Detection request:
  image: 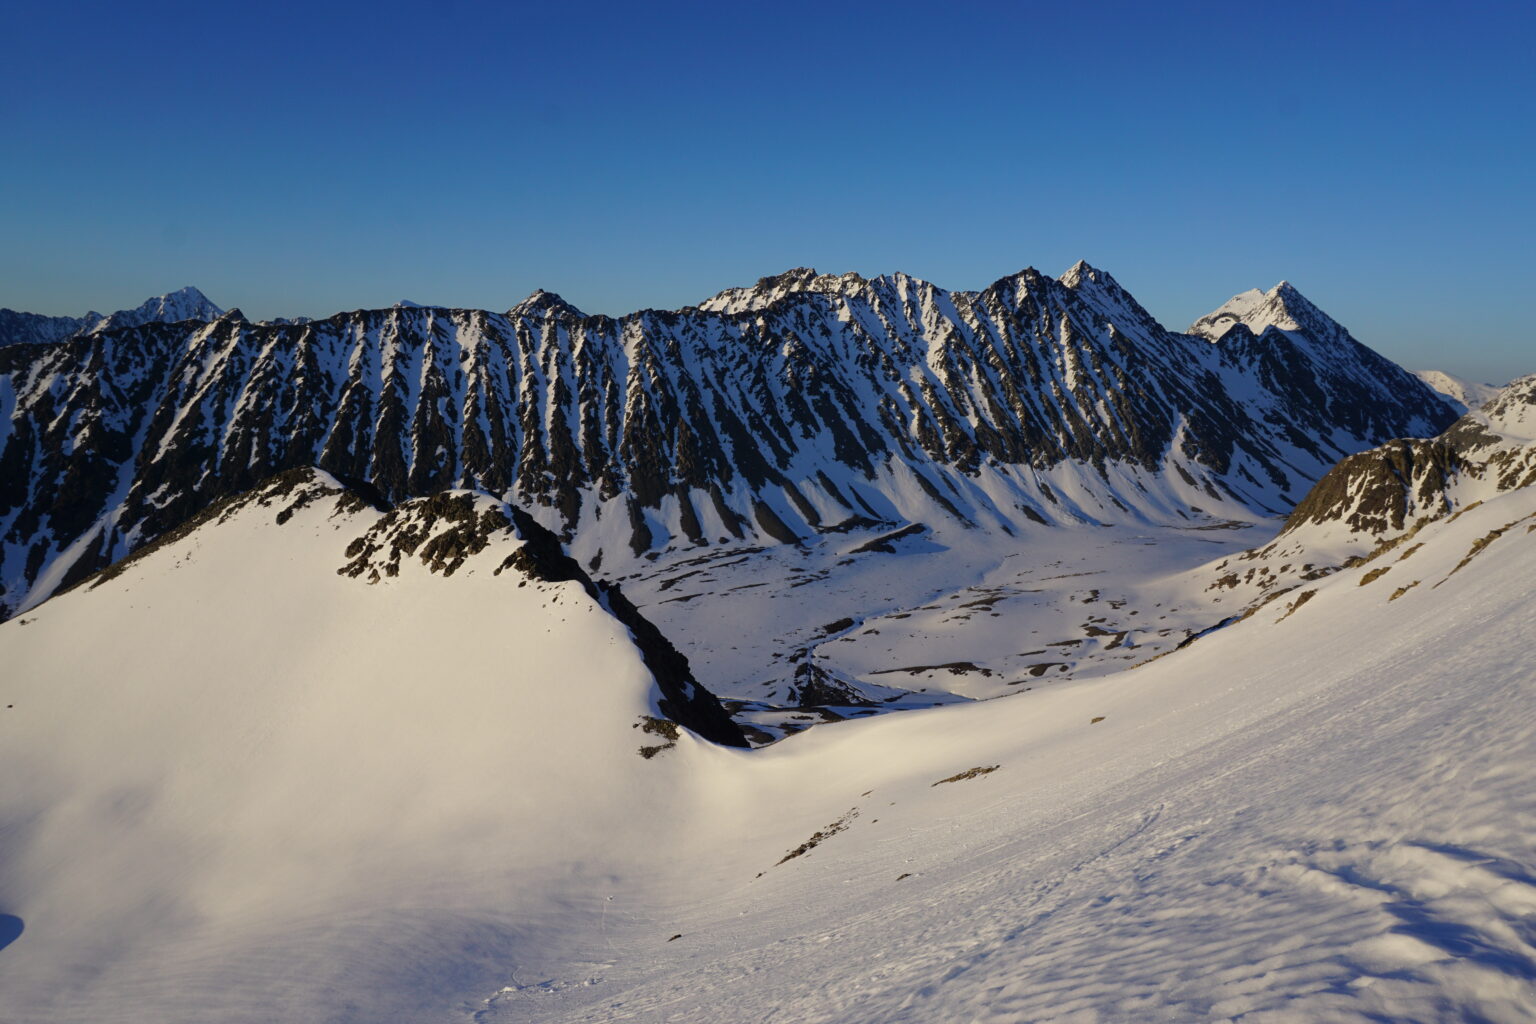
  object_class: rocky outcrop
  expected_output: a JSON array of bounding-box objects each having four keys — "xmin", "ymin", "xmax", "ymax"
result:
[{"xmin": 1282, "ymin": 374, "xmax": 1536, "ymax": 542}]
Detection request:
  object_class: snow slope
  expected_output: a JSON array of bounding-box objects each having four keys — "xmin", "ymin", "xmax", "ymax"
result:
[
  {"xmin": 0, "ymin": 470, "xmax": 741, "ymax": 1022},
  {"xmin": 485, "ymin": 483, "xmax": 1536, "ymax": 1024},
  {"xmin": 2, "ymin": 468, "xmax": 1534, "ymax": 1021},
  {"xmin": 1415, "ymin": 369, "xmax": 1503, "ymax": 413}
]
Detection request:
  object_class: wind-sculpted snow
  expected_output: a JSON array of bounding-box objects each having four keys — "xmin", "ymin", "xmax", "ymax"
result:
[{"xmin": 0, "ymin": 263, "xmax": 1454, "ymax": 618}]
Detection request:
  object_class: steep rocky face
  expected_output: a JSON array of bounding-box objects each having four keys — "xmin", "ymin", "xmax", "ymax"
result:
[
  {"xmin": 0, "ymin": 263, "xmax": 1456, "ymax": 618},
  {"xmin": 0, "ymin": 287, "xmax": 224, "ymax": 348},
  {"xmin": 1282, "ymin": 374, "xmax": 1536, "ymax": 541}
]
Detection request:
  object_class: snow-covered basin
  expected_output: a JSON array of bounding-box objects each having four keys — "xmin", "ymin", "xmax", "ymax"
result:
[
  {"xmin": 1, "ymin": 484, "xmax": 1534, "ymax": 1022},
  {"xmin": 522, "ymin": 488, "xmax": 1536, "ymax": 1024}
]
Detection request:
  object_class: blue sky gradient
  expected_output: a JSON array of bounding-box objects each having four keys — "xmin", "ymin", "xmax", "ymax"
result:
[{"xmin": 4, "ymin": 0, "xmax": 1532, "ymax": 383}]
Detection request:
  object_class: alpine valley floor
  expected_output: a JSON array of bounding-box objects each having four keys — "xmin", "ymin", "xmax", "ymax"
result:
[{"xmin": 2, "ymin": 479, "xmax": 1534, "ymax": 1022}]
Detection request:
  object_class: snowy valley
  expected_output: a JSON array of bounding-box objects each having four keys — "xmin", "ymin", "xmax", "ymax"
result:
[{"xmin": 1, "ymin": 268, "xmax": 1533, "ymax": 1022}]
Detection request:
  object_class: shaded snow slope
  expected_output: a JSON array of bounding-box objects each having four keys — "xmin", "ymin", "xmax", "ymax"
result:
[{"xmin": 0, "ymin": 263, "xmax": 1454, "ymax": 620}]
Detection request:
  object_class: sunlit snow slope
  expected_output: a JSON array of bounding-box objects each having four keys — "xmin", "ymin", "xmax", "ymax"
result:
[
  {"xmin": 0, "ymin": 469, "xmax": 742, "ymax": 1023},
  {"xmin": 3, "ymin": 471, "xmax": 1535, "ymax": 1021},
  {"xmin": 489, "ymin": 479, "xmax": 1536, "ymax": 1024}
]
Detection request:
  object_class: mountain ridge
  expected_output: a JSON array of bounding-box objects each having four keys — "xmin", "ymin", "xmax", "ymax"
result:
[
  {"xmin": 0, "ymin": 264, "xmax": 1457, "ymax": 618},
  {"xmin": 0, "ymin": 286, "xmax": 224, "ymax": 348}
]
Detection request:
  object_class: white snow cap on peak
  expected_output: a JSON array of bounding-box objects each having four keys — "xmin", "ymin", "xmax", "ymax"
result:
[
  {"xmin": 1188, "ymin": 280, "xmax": 1331, "ymax": 342},
  {"xmin": 510, "ymin": 289, "xmax": 586, "ymax": 318},
  {"xmin": 1058, "ymin": 260, "xmax": 1130, "ymax": 296},
  {"xmin": 87, "ymin": 286, "xmax": 225, "ymax": 333}
]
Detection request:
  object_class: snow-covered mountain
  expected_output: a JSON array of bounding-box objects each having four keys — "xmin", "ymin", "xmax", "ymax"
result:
[
  {"xmin": 2, "ymin": 267, "xmax": 1532, "ymax": 1022},
  {"xmin": 0, "ymin": 263, "xmax": 1456, "ymax": 619},
  {"xmin": 0, "ymin": 286, "xmax": 224, "ymax": 348},
  {"xmin": 1162, "ymin": 373, "xmax": 1536, "ymax": 624},
  {"xmin": 3, "ymin": 407, "xmax": 1533, "ymax": 1023},
  {"xmin": 1414, "ymin": 368, "xmax": 1503, "ymax": 413},
  {"xmin": 1281, "ymin": 372, "xmax": 1536, "ymax": 551}
]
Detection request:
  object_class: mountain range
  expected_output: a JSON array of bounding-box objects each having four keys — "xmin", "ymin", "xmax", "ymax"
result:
[
  {"xmin": 0, "ymin": 264, "xmax": 1456, "ymax": 619},
  {"xmin": 0, "ymin": 286, "xmax": 224, "ymax": 348},
  {"xmin": 4, "ymin": 262, "xmax": 1535, "ymax": 1021}
]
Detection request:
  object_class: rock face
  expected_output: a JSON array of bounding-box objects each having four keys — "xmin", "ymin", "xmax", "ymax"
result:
[
  {"xmin": 0, "ymin": 263, "xmax": 1455, "ymax": 617},
  {"xmin": 1283, "ymin": 374, "xmax": 1536, "ymax": 541}
]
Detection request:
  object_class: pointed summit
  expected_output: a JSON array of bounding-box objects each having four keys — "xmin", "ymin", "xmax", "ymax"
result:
[
  {"xmin": 1190, "ymin": 281, "xmax": 1336, "ymax": 342},
  {"xmin": 510, "ymin": 289, "xmax": 586, "ymax": 319},
  {"xmin": 1058, "ymin": 259, "xmax": 1109, "ymax": 288},
  {"xmin": 1056, "ymin": 261, "xmax": 1160, "ymax": 329},
  {"xmin": 90, "ymin": 287, "xmax": 225, "ymax": 333}
]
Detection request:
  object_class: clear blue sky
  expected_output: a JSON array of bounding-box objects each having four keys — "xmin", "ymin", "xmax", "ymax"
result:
[{"xmin": 4, "ymin": 0, "xmax": 1532, "ymax": 384}]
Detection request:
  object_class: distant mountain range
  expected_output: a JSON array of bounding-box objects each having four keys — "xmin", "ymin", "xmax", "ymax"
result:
[
  {"xmin": 1413, "ymin": 369, "xmax": 1504, "ymax": 414},
  {"xmin": 0, "ymin": 264, "xmax": 1457, "ymax": 618},
  {"xmin": 0, "ymin": 286, "xmax": 224, "ymax": 348}
]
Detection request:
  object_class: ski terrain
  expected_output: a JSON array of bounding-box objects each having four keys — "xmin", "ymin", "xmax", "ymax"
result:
[
  {"xmin": 1, "ymin": 270, "xmax": 1530, "ymax": 1022},
  {"xmin": 2, "ymin": 448, "xmax": 1534, "ymax": 1021}
]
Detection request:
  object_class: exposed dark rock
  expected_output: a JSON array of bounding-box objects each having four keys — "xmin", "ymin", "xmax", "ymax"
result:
[
  {"xmin": 849, "ymin": 523, "xmax": 927, "ymax": 554},
  {"xmin": 0, "ymin": 267, "xmax": 1457, "ymax": 618}
]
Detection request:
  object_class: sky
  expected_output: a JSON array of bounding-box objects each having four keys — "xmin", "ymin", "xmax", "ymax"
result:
[{"xmin": 3, "ymin": 0, "xmax": 1532, "ymax": 384}]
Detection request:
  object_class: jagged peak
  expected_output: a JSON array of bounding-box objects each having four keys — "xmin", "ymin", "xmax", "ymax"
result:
[
  {"xmin": 1266, "ymin": 280, "xmax": 1328, "ymax": 323},
  {"xmin": 1190, "ymin": 280, "xmax": 1338, "ymax": 342},
  {"xmin": 510, "ymin": 289, "xmax": 586, "ymax": 319},
  {"xmin": 1058, "ymin": 259, "xmax": 1118, "ymax": 290},
  {"xmin": 758, "ymin": 267, "xmax": 820, "ymax": 289},
  {"xmin": 126, "ymin": 285, "xmax": 223, "ymax": 319},
  {"xmin": 162, "ymin": 285, "xmax": 215, "ymax": 304},
  {"xmin": 1054, "ymin": 261, "xmax": 1163, "ymax": 329},
  {"xmin": 696, "ymin": 267, "xmax": 872, "ymax": 314}
]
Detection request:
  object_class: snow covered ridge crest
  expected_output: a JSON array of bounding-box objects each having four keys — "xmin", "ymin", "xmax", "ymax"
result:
[
  {"xmin": 0, "ymin": 263, "xmax": 1457, "ymax": 618},
  {"xmin": 0, "ymin": 286, "xmax": 224, "ymax": 348},
  {"xmin": 67, "ymin": 467, "xmax": 748, "ymax": 747},
  {"xmin": 1281, "ymin": 373, "xmax": 1536, "ymax": 545},
  {"xmin": 1414, "ymin": 369, "xmax": 1504, "ymax": 414}
]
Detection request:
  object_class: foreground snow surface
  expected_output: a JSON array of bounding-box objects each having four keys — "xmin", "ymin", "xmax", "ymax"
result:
[{"xmin": 2, "ymin": 487, "xmax": 1535, "ymax": 1022}]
